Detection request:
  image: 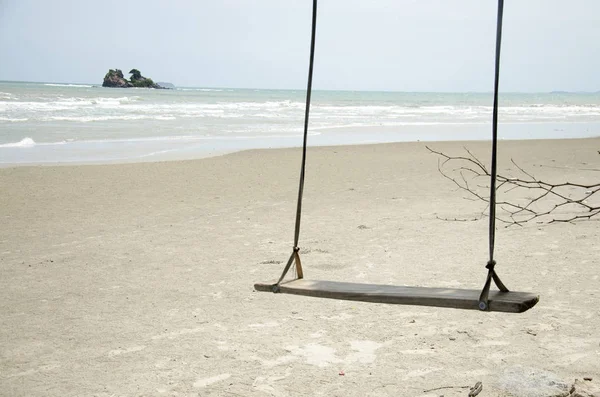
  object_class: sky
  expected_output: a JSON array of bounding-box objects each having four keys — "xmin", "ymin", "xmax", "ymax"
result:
[{"xmin": 0, "ymin": 0, "xmax": 599, "ymax": 92}]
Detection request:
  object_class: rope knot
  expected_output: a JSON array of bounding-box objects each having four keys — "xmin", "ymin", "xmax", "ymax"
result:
[
  {"xmin": 293, "ymin": 246, "xmax": 300, "ymax": 253},
  {"xmin": 486, "ymin": 260, "xmax": 496, "ymax": 270}
]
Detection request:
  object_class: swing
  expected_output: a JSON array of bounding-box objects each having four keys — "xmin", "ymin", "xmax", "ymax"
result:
[{"xmin": 255, "ymin": 0, "xmax": 539, "ymax": 313}]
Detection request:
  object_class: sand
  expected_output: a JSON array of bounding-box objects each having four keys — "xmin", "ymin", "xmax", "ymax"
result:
[{"xmin": 1, "ymin": 138, "xmax": 599, "ymax": 396}]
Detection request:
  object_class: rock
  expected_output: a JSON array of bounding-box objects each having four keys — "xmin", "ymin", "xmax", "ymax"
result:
[
  {"xmin": 569, "ymin": 379, "xmax": 600, "ymax": 397},
  {"xmin": 102, "ymin": 69, "xmax": 132, "ymax": 88},
  {"xmin": 102, "ymin": 68, "xmax": 164, "ymax": 89}
]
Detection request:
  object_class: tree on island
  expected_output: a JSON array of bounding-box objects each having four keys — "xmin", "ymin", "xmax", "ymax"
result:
[
  {"xmin": 113, "ymin": 69, "xmax": 124, "ymax": 79},
  {"xmin": 129, "ymin": 69, "xmax": 142, "ymax": 81},
  {"xmin": 127, "ymin": 69, "xmax": 156, "ymax": 88}
]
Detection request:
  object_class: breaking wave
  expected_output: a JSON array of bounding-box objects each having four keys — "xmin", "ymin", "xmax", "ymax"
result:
[{"xmin": 0, "ymin": 137, "xmax": 36, "ymax": 148}]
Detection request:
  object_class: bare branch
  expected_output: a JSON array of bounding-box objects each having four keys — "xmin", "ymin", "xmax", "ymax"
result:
[{"xmin": 427, "ymin": 146, "xmax": 600, "ymax": 226}]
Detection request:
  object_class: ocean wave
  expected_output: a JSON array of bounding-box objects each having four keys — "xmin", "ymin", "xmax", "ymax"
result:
[
  {"xmin": 83, "ymin": 96, "xmax": 143, "ymax": 105},
  {"xmin": 0, "ymin": 117, "xmax": 28, "ymax": 122},
  {"xmin": 0, "ymin": 92, "xmax": 15, "ymax": 100},
  {"xmin": 0, "ymin": 137, "xmax": 36, "ymax": 148},
  {"xmin": 44, "ymin": 83, "xmax": 93, "ymax": 88},
  {"xmin": 178, "ymin": 88, "xmax": 224, "ymax": 92},
  {"xmin": 3, "ymin": 88, "xmax": 600, "ymax": 148},
  {"xmin": 0, "ymin": 101, "xmax": 70, "ymax": 112},
  {"xmin": 1, "ymin": 96, "xmax": 142, "ymax": 110},
  {"xmin": 154, "ymin": 116, "xmax": 176, "ymax": 120},
  {"xmin": 311, "ymin": 121, "xmax": 488, "ymax": 131},
  {"xmin": 112, "ymin": 96, "xmax": 142, "ymax": 103},
  {"xmin": 14, "ymin": 98, "xmax": 599, "ymax": 121},
  {"xmin": 47, "ymin": 115, "xmax": 148, "ymax": 122}
]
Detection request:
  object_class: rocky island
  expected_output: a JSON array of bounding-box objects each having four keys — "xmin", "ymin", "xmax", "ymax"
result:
[{"xmin": 102, "ymin": 69, "xmax": 171, "ymax": 89}]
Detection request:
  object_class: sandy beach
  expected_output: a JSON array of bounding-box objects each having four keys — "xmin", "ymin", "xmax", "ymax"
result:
[{"xmin": 1, "ymin": 138, "xmax": 599, "ymax": 396}]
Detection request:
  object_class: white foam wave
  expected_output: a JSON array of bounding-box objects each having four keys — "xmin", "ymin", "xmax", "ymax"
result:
[
  {"xmin": 44, "ymin": 83, "xmax": 93, "ymax": 88},
  {"xmin": 113, "ymin": 96, "xmax": 142, "ymax": 103},
  {"xmin": 84, "ymin": 96, "xmax": 142, "ymax": 106},
  {"xmin": 47, "ymin": 115, "xmax": 148, "ymax": 122},
  {"xmin": 15, "ymin": 97, "xmax": 600, "ymax": 124},
  {"xmin": 154, "ymin": 116, "xmax": 176, "ymax": 120},
  {"xmin": 1, "ymin": 96, "xmax": 143, "ymax": 112},
  {"xmin": 0, "ymin": 117, "xmax": 28, "ymax": 122},
  {"xmin": 178, "ymin": 88, "xmax": 224, "ymax": 92},
  {"xmin": 0, "ymin": 137, "xmax": 36, "ymax": 148},
  {"xmin": 4, "ymin": 98, "xmax": 600, "ymax": 126}
]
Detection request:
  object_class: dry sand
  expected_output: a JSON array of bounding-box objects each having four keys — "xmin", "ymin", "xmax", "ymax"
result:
[{"xmin": 1, "ymin": 138, "xmax": 599, "ymax": 396}]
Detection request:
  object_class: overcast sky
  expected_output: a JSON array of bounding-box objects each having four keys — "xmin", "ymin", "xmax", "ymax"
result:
[{"xmin": 1, "ymin": 0, "xmax": 599, "ymax": 92}]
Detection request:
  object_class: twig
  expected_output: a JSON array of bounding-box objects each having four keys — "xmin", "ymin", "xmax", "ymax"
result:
[
  {"xmin": 534, "ymin": 164, "xmax": 600, "ymax": 172},
  {"xmin": 435, "ymin": 215, "xmax": 482, "ymax": 222},
  {"xmin": 426, "ymin": 146, "xmax": 600, "ymax": 226},
  {"xmin": 423, "ymin": 385, "xmax": 470, "ymax": 393}
]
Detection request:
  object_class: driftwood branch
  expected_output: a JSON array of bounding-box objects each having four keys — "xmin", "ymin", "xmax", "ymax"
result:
[{"xmin": 427, "ymin": 146, "xmax": 600, "ymax": 226}]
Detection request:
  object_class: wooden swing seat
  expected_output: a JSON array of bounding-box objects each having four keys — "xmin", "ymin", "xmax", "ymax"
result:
[
  {"xmin": 254, "ymin": 279, "xmax": 539, "ymax": 313},
  {"xmin": 255, "ymin": 1, "xmax": 540, "ymax": 315}
]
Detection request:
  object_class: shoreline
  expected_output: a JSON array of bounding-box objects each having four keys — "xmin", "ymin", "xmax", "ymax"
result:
[{"xmin": 2, "ymin": 130, "xmax": 599, "ymax": 168}]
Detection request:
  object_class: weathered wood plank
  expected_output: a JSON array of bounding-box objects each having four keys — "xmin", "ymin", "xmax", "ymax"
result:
[{"xmin": 254, "ymin": 279, "xmax": 539, "ymax": 313}]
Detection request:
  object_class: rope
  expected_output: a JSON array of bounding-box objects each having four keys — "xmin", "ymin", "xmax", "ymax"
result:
[
  {"xmin": 274, "ymin": 0, "xmax": 317, "ymax": 290},
  {"xmin": 479, "ymin": 0, "xmax": 509, "ymax": 311},
  {"xmin": 272, "ymin": 0, "xmax": 511, "ymax": 306}
]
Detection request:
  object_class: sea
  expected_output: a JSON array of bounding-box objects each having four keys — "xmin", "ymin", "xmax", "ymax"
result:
[{"xmin": 1, "ymin": 81, "xmax": 600, "ymax": 166}]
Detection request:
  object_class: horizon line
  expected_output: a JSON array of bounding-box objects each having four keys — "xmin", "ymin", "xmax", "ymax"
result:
[{"xmin": 0, "ymin": 79, "xmax": 598, "ymax": 95}]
